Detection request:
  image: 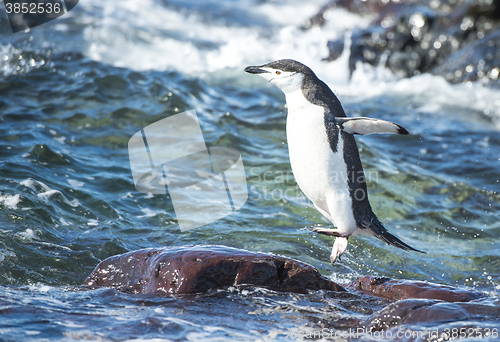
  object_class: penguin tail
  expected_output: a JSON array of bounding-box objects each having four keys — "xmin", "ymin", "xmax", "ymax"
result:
[
  {"xmin": 377, "ymin": 230, "xmax": 425, "ymax": 253},
  {"xmin": 362, "ymin": 217, "xmax": 425, "ymax": 254}
]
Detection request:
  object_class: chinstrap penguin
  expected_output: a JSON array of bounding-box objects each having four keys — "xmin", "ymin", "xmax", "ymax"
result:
[{"xmin": 244, "ymin": 59, "xmax": 424, "ymax": 265}]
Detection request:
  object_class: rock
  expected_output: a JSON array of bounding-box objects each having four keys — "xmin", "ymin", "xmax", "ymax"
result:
[
  {"xmin": 324, "ymin": 39, "xmax": 345, "ymax": 62},
  {"xmin": 303, "ymin": 0, "xmax": 414, "ymax": 30},
  {"xmin": 347, "ymin": 276, "xmax": 484, "ymax": 303},
  {"xmin": 432, "ymin": 29, "xmax": 500, "ymax": 85},
  {"xmin": 362, "ymin": 297, "xmax": 500, "ymax": 331},
  {"xmin": 314, "ymin": 0, "xmax": 500, "ymax": 84},
  {"xmin": 84, "ymin": 245, "xmax": 346, "ymax": 295},
  {"xmin": 346, "ymin": 5, "xmax": 467, "ymax": 78}
]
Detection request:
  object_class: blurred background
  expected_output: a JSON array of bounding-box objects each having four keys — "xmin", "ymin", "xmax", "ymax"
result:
[{"xmin": 0, "ymin": 0, "xmax": 499, "ymax": 340}]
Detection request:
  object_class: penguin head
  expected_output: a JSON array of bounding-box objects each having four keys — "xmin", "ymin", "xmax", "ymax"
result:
[{"xmin": 244, "ymin": 59, "xmax": 311, "ymax": 94}]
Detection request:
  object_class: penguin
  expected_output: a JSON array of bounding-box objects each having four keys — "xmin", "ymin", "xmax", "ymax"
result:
[{"xmin": 244, "ymin": 59, "xmax": 424, "ymax": 265}]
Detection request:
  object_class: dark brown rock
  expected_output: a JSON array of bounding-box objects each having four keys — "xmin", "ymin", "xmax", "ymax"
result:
[
  {"xmin": 362, "ymin": 297, "xmax": 500, "ymax": 331},
  {"xmin": 347, "ymin": 276, "xmax": 484, "ymax": 302},
  {"xmin": 84, "ymin": 245, "xmax": 346, "ymax": 295}
]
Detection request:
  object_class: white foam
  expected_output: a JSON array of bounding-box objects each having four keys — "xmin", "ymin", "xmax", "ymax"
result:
[
  {"xmin": 78, "ymin": 0, "xmax": 366, "ymax": 79},
  {"xmin": 38, "ymin": 285, "xmax": 52, "ymax": 293},
  {"xmin": 344, "ymin": 70, "xmax": 500, "ymax": 128},
  {"xmin": 60, "ymin": 218, "xmax": 72, "ymax": 226},
  {"xmin": 18, "ymin": 228, "xmax": 38, "ymax": 242},
  {"xmin": 37, "ymin": 190, "xmax": 61, "ymax": 202},
  {"xmin": 0, "ymin": 194, "xmax": 20, "ymax": 209},
  {"xmin": 138, "ymin": 207, "xmax": 164, "ymax": 218},
  {"xmin": 25, "ymin": 331, "xmax": 41, "ymax": 336},
  {"xmin": 20, "ymin": 179, "xmax": 36, "ymax": 191},
  {"xmin": 121, "ymin": 192, "xmax": 134, "ymax": 199},
  {"xmin": 21, "ymin": 179, "xmax": 80, "ymax": 207},
  {"xmin": 37, "ymin": 190, "xmax": 80, "ymax": 207},
  {"xmin": 87, "ymin": 219, "xmax": 99, "ymax": 226},
  {"xmin": 68, "ymin": 179, "xmax": 85, "ymax": 187},
  {"xmin": 21, "ymin": 178, "xmax": 52, "ymax": 192},
  {"xmin": 55, "ymin": 321, "xmax": 86, "ymax": 328},
  {"xmin": 54, "ymin": 136, "xmax": 67, "ymax": 144}
]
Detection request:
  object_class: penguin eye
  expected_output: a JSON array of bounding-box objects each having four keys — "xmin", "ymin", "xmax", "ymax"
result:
[{"xmin": 276, "ymin": 71, "xmax": 281, "ymax": 75}]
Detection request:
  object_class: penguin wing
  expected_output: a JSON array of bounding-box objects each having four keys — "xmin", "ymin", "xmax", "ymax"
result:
[{"xmin": 336, "ymin": 117, "xmax": 409, "ymax": 135}]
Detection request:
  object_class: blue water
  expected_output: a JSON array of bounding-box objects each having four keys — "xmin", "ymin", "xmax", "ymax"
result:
[{"xmin": 1, "ymin": 0, "xmax": 500, "ymax": 340}]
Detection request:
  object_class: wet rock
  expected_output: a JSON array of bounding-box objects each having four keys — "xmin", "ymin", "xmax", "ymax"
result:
[
  {"xmin": 362, "ymin": 297, "xmax": 500, "ymax": 331},
  {"xmin": 315, "ymin": 0, "xmax": 500, "ymax": 84},
  {"xmin": 348, "ymin": 276, "xmax": 484, "ymax": 302},
  {"xmin": 325, "ymin": 40, "xmax": 345, "ymax": 62},
  {"xmin": 303, "ymin": 0, "xmax": 415, "ymax": 30},
  {"xmin": 346, "ymin": 5, "xmax": 469, "ymax": 78},
  {"xmin": 84, "ymin": 245, "xmax": 346, "ymax": 295},
  {"xmin": 432, "ymin": 29, "xmax": 500, "ymax": 85}
]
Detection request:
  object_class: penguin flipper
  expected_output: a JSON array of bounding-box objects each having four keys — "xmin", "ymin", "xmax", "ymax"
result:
[{"xmin": 336, "ymin": 117, "xmax": 409, "ymax": 135}]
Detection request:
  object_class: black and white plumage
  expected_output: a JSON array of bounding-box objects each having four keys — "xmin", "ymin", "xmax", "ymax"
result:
[{"xmin": 245, "ymin": 59, "xmax": 424, "ymax": 265}]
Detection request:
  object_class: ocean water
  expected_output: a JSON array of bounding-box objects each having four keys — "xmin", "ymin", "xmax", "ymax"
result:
[{"xmin": 1, "ymin": 0, "xmax": 500, "ymax": 340}]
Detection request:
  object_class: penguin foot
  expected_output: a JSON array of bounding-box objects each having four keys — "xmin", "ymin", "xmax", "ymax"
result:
[
  {"xmin": 311, "ymin": 227, "xmax": 342, "ymax": 237},
  {"xmin": 330, "ymin": 237, "xmax": 349, "ymax": 265}
]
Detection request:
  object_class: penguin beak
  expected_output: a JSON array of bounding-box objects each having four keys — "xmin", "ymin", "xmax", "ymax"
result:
[{"xmin": 244, "ymin": 66, "xmax": 270, "ymax": 74}]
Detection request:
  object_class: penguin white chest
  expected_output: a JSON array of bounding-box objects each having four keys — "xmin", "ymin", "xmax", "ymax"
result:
[{"xmin": 285, "ymin": 91, "xmax": 357, "ymax": 232}]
